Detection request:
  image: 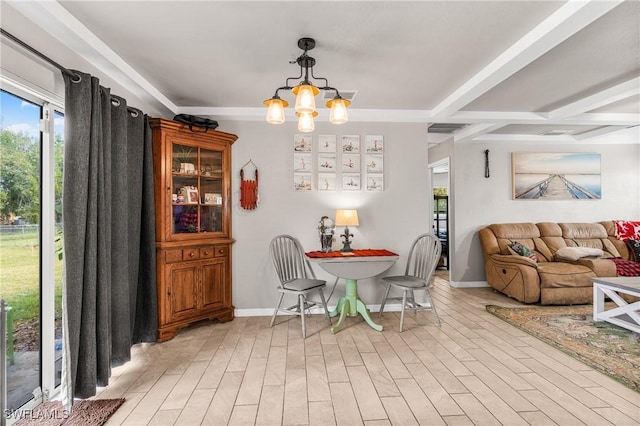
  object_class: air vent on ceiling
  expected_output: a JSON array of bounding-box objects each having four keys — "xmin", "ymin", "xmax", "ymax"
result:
[
  {"xmin": 428, "ymin": 123, "xmax": 469, "ymax": 134},
  {"xmin": 322, "ymin": 90, "xmax": 358, "ymax": 102}
]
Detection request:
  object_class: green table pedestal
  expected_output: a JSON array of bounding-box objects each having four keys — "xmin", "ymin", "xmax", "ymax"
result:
[{"xmin": 329, "ymin": 278, "xmax": 383, "ymax": 334}]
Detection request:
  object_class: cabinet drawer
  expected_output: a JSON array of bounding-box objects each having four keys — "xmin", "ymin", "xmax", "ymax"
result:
[
  {"xmin": 165, "ymin": 249, "xmax": 183, "ymax": 263},
  {"xmin": 214, "ymin": 245, "xmax": 228, "ymax": 257},
  {"xmin": 183, "ymin": 248, "xmax": 200, "ymax": 261},
  {"xmin": 199, "ymin": 246, "xmax": 215, "ymax": 259}
]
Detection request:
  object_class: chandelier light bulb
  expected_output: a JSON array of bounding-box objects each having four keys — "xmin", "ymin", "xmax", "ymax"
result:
[
  {"xmin": 327, "ymin": 97, "xmax": 350, "ymax": 124},
  {"xmin": 293, "ymin": 84, "xmax": 319, "ymax": 113},
  {"xmin": 264, "ymin": 97, "xmax": 288, "ymax": 124},
  {"xmin": 297, "ymin": 111, "xmax": 316, "ymax": 133}
]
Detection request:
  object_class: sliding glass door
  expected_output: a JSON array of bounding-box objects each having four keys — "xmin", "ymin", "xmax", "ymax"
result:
[{"xmin": 0, "ymin": 88, "xmax": 64, "ymax": 415}]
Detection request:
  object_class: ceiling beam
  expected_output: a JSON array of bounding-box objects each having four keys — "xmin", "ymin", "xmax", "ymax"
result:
[
  {"xmin": 548, "ymin": 76, "xmax": 640, "ymax": 119},
  {"xmin": 430, "ymin": 0, "xmax": 623, "ymax": 120},
  {"xmin": 453, "ymin": 123, "xmax": 506, "ymax": 143},
  {"xmin": 437, "ymin": 111, "xmax": 639, "ymax": 126},
  {"xmin": 6, "ymin": 0, "xmax": 176, "ymax": 115}
]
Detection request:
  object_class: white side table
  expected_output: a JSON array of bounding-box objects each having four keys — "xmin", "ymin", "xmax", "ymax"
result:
[{"xmin": 591, "ymin": 277, "xmax": 640, "ymax": 333}]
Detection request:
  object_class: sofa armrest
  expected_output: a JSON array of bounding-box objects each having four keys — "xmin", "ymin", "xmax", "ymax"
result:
[{"xmin": 490, "ymin": 253, "xmax": 538, "ymax": 268}]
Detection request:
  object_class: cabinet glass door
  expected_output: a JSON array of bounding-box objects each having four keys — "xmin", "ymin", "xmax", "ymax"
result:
[
  {"xmin": 199, "ymin": 148, "xmax": 223, "ymax": 233},
  {"xmin": 170, "ymin": 143, "xmax": 223, "ymax": 235}
]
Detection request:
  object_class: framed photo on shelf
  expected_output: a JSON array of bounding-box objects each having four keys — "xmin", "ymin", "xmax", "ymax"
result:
[
  {"xmin": 318, "ymin": 173, "xmax": 337, "ymax": 191},
  {"xmin": 341, "ymin": 135, "xmax": 360, "ymax": 153},
  {"xmin": 203, "ymin": 193, "xmax": 222, "ymax": 205},
  {"xmin": 185, "ymin": 187, "xmax": 199, "ymax": 204},
  {"xmin": 318, "ymin": 135, "xmax": 337, "ymax": 153},
  {"xmin": 342, "ymin": 173, "xmax": 361, "ymax": 191},
  {"xmin": 365, "ymin": 135, "xmax": 384, "ymax": 153}
]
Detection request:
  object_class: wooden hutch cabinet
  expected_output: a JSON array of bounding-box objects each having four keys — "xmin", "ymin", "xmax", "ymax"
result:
[{"xmin": 149, "ymin": 118, "xmax": 237, "ymax": 341}]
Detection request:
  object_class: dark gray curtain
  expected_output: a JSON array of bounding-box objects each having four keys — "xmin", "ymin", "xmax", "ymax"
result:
[{"xmin": 61, "ymin": 70, "xmax": 157, "ymax": 403}]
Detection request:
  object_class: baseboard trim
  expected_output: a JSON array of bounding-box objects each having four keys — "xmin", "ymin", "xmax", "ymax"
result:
[
  {"xmin": 235, "ymin": 303, "xmax": 405, "ymax": 317},
  {"xmin": 449, "ymin": 280, "xmax": 489, "ymax": 288}
]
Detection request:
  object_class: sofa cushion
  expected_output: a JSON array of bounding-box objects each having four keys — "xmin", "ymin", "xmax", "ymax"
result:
[
  {"xmin": 559, "ymin": 222, "xmax": 620, "ymax": 258},
  {"xmin": 537, "ymin": 262, "xmax": 595, "ymax": 289},
  {"xmin": 625, "ymin": 239, "xmax": 640, "ymax": 262}
]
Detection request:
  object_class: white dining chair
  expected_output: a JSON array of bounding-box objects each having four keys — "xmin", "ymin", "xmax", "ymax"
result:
[
  {"xmin": 378, "ymin": 233, "xmax": 442, "ymax": 332},
  {"xmin": 269, "ymin": 235, "xmax": 331, "ymax": 338}
]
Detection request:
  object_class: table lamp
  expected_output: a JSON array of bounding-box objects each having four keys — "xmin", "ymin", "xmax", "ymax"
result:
[{"xmin": 335, "ymin": 209, "xmax": 359, "ymax": 252}]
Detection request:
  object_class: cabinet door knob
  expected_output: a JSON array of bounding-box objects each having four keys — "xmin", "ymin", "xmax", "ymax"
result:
[
  {"xmin": 189, "ymin": 252, "xmax": 195, "ymax": 257},
  {"xmin": 204, "ymin": 251, "xmax": 210, "ymax": 255},
  {"xmin": 219, "ymin": 249, "xmax": 224, "ymax": 254}
]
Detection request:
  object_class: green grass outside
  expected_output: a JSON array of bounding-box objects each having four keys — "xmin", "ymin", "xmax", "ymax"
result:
[{"xmin": 0, "ymin": 230, "xmax": 63, "ymax": 322}]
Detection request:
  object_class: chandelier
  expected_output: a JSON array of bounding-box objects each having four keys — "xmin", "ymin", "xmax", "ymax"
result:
[{"xmin": 263, "ymin": 37, "xmax": 350, "ymax": 133}]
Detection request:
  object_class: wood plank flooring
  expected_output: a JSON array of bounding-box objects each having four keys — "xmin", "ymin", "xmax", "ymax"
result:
[{"xmin": 99, "ymin": 274, "xmax": 640, "ymax": 425}]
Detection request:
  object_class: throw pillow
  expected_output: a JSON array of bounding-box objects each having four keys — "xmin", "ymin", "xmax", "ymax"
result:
[
  {"xmin": 555, "ymin": 246, "xmax": 604, "ymax": 261},
  {"xmin": 614, "ymin": 220, "xmax": 640, "ymax": 240},
  {"xmin": 625, "ymin": 239, "xmax": 640, "ymax": 262},
  {"xmin": 508, "ymin": 242, "xmax": 538, "ymax": 262}
]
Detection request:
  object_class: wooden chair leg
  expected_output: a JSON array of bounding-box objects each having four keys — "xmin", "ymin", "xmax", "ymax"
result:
[
  {"xmin": 379, "ymin": 284, "xmax": 391, "ymax": 318},
  {"xmin": 399, "ymin": 290, "xmax": 408, "ymax": 332},
  {"xmin": 319, "ymin": 288, "xmax": 332, "ymax": 325},
  {"xmin": 270, "ymin": 292, "xmax": 285, "ymax": 328},
  {"xmin": 299, "ymin": 294, "xmax": 306, "ymax": 338},
  {"xmin": 425, "ymin": 289, "xmax": 441, "ymax": 327}
]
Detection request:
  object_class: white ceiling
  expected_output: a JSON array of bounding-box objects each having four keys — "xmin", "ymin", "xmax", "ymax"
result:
[{"xmin": 2, "ymin": 0, "xmax": 639, "ymax": 145}]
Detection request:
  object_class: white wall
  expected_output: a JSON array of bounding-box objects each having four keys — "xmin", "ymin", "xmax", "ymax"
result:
[
  {"xmin": 218, "ymin": 120, "xmax": 430, "ymax": 311},
  {"xmin": 448, "ymin": 139, "xmax": 640, "ymax": 284}
]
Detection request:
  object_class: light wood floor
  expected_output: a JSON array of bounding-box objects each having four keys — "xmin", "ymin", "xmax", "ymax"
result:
[{"xmin": 99, "ymin": 273, "xmax": 640, "ymax": 425}]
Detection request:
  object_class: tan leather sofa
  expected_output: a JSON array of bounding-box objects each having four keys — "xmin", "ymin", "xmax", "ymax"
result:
[{"xmin": 479, "ymin": 221, "xmax": 633, "ymax": 305}]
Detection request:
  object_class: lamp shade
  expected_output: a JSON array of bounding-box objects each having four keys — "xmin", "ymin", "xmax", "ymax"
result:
[
  {"xmin": 296, "ymin": 111, "xmax": 317, "ymax": 133},
  {"xmin": 335, "ymin": 209, "xmax": 359, "ymax": 227},
  {"xmin": 264, "ymin": 97, "xmax": 289, "ymax": 124},
  {"xmin": 293, "ymin": 84, "xmax": 319, "ymax": 113},
  {"xmin": 327, "ymin": 97, "xmax": 350, "ymax": 124}
]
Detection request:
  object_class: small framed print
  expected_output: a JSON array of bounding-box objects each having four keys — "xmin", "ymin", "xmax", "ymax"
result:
[
  {"xmin": 318, "ymin": 135, "xmax": 337, "ymax": 153},
  {"xmin": 342, "ymin": 173, "xmax": 361, "ymax": 191},
  {"xmin": 318, "ymin": 173, "xmax": 337, "ymax": 191},
  {"xmin": 294, "ymin": 153, "xmax": 312, "ymax": 172},
  {"xmin": 342, "ymin": 154, "xmax": 360, "ymax": 172},
  {"xmin": 294, "ymin": 134, "xmax": 312, "ymax": 152},
  {"xmin": 203, "ymin": 193, "xmax": 222, "ymax": 205},
  {"xmin": 365, "ymin": 135, "xmax": 384, "ymax": 153},
  {"xmin": 365, "ymin": 154, "xmax": 384, "ymax": 173},
  {"xmin": 318, "ymin": 155, "xmax": 337, "ymax": 171},
  {"xmin": 185, "ymin": 187, "xmax": 199, "ymax": 204},
  {"xmin": 341, "ymin": 135, "xmax": 360, "ymax": 153},
  {"xmin": 366, "ymin": 174, "xmax": 384, "ymax": 191},
  {"xmin": 294, "ymin": 173, "xmax": 312, "ymax": 191}
]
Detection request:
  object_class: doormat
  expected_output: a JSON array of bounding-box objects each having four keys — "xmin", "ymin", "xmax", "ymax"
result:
[
  {"xmin": 486, "ymin": 304, "xmax": 640, "ymax": 392},
  {"xmin": 14, "ymin": 398, "xmax": 125, "ymax": 426}
]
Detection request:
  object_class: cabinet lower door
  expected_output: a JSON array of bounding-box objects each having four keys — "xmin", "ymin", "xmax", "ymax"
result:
[
  {"xmin": 168, "ymin": 264, "xmax": 199, "ymax": 321},
  {"xmin": 200, "ymin": 259, "xmax": 226, "ymax": 311}
]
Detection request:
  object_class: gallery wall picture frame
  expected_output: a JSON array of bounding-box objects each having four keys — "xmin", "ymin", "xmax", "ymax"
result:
[
  {"xmin": 294, "ymin": 153, "xmax": 312, "ymax": 172},
  {"xmin": 341, "ymin": 135, "xmax": 360, "ymax": 153},
  {"xmin": 318, "ymin": 173, "xmax": 337, "ymax": 191},
  {"xmin": 294, "ymin": 173, "xmax": 312, "ymax": 191},
  {"xmin": 318, "ymin": 155, "xmax": 337, "ymax": 171},
  {"xmin": 294, "ymin": 134, "xmax": 312, "ymax": 152},
  {"xmin": 365, "ymin": 154, "xmax": 384, "ymax": 173},
  {"xmin": 318, "ymin": 134, "xmax": 337, "ymax": 153},
  {"xmin": 365, "ymin": 135, "xmax": 384, "ymax": 153},
  {"xmin": 511, "ymin": 152, "xmax": 601, "ymax": 200},
  {"xmin": 342, "ymin": 173, "xmax": 361, "ymax": 191},
  {"xmin": 341, "ymin": 153, "xmax": 361, "ymax": 172},
  {"xmin": 366, "ymin": 174, "xmax": 384, "ymax": 191}
]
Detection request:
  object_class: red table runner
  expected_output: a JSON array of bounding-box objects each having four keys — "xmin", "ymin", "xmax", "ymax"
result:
[{"xmin": 306, "ymin": 249, "xmax": 398, "ymax": 258}]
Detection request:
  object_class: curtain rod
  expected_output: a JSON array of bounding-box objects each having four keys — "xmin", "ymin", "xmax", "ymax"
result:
[
  {"xmin": 1, "ymin": 28, "xmax": 80, "ymax": 82},
  {"xmin": 1, "ymin": 28, "xmax": 142, "ymax": 116}
]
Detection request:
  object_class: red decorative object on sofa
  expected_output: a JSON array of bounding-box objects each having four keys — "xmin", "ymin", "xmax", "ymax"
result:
[{"xmin": 613, "ymin": 220, "xmax": 640, "ymax": 240}]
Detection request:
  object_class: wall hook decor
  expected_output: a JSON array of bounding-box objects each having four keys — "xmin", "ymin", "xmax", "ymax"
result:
[{"xmin": 240, "ymin": 159, "xmax": 259, "ymax": 210}]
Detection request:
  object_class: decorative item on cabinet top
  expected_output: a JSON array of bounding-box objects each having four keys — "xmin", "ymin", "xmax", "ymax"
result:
[{"xmin": 240, "ymin": 159, "xmax": 259, "ymax": 210}]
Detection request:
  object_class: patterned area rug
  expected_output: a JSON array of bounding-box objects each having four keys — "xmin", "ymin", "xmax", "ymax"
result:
[
  {"xmin": 486, "ymin": 304, "xmax": 640, "ymax": 392},
  {"xmin": 14, "ymin": 398, "xmax": 125, "ymax": 426}
]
